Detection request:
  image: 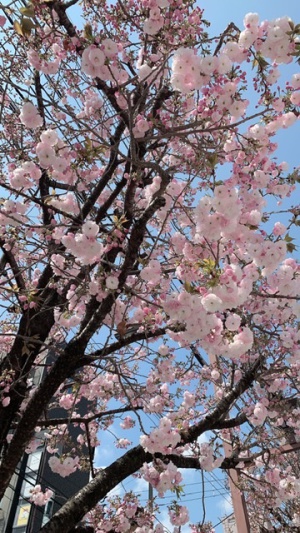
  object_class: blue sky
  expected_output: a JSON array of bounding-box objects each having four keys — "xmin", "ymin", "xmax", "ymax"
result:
[
  {"xmin": 200, "ymin": 0, "xmax": 300, "ymax": 27},
  {"xmin": 199, "ymin": 0, "xmax": 300, "ymax": 166},
  {"xmin": 69, "ymin": 1, "xmax": 300, "ymax": 530},
  {"xmin": 199, "ymin": 0, "xmax": 300, "ymax": 247}
]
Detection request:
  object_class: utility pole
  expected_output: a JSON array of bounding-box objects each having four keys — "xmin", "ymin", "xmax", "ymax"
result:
[
  {"xmin": 222, "ymin": 440, "xmax": 251, "ymax": 533},
  {"xmin": 209, "ymin": 358, "xmax": 300, "ymax": 532},
  {"xmin": 148, "ymin": 482, "xmax": 153, "ymax": 513},
  {"xmin": 208, "ymin": 352, "xmax": 250, "ymax": 533}
]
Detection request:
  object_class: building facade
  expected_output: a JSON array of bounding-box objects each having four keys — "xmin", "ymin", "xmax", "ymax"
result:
[
  {"xmin": 0, "ymin": 406, "xmax": 91, "ymax": 533},
  {"xmin": 223, "ymin": 515, "xmax": 237, "ymax": 533},
  {"xmin": 0, "ymin": 347, "xmax": 92, "ymax": 532}
]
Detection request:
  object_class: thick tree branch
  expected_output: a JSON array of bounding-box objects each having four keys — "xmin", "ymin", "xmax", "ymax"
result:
[
  {"xmin": 0, "ymin": 240, "xmax": 26, "ymax": 293},
  {"xmin": 39, "ymin": 361, "xmax": 261, "ymax": 532},
  {"xmin": 39, "ymin": 405, "xmax": 143, "ymax": 427},
  {"xmin": 49, "ymin": 0, "xmax": 128, "ymax": 120},
  {"xmin": 181, "ymin": 356, "xmax": 262, "ymax": 443},
  {"xmin": 39, "ymin": 441, "xmax": 239, "ymax": 533},
  {"xmin": 213, "ymin": 413, "xmax": 248, "ymax": 430}
]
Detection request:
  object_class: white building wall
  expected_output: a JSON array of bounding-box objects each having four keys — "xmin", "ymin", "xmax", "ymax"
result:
[{"xmin": 223, "ymin": 515, "xmax": 237, "ymax": 533}]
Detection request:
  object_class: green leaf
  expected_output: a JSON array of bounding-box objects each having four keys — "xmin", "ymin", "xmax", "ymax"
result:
[
  {"xmin": 258, "ymin": 56, "xmax": 269, "ymax": 68},
  {"xmin": 20, "ymin": 5, "xmax": 35, "ymax": 17},
  {"xmin": 21, "ymin": 17, "xmax": 36, "ymax": 36},
  {"xmin": 21, "ymin": 343, "xmax": 30, "ymax": 356},
  {"xmin": 84, "ymin": 23, "xmax": 93, "ymax": 40},
  {"xmin": 184, "ymin": 281, "xmax": 195, "ymax": 294},
  {"xmin": 284, "ymin": 233, "xmax": 294, "ymax": 243},
  {"xmin": 286, "ymin": 242, "xmax": 297, "ymax": 253},
  {"xmin": 171, "ymin": 485, "xmax": 184, "ymax": 498},
  {"xmin": 13, "ymin": 20, "xmax": 24, "ymax": 36},
  {"xmin": 198, "ymin": 258, "xmax": 216, "ymax": 270},
  {"xmin": 207, "ymin": 153, "xmax": 218, "ymax": 168},
  {"xmin": 253, "ymin": 53, "xmax": 269, "ymax": 70}
]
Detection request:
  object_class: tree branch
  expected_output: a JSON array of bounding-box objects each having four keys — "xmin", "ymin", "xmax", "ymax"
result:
[
  {"xmin": 38, "ymin": 405, "xmax": 143, "ymax": 427},
  {"xmin": 39, "ymin": 361, "xmax": 262, "ymax": 532}
]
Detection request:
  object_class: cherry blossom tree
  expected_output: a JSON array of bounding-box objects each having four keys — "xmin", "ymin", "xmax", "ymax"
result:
[{"xmin": 0, "ymin": 0, "xmax": 300, "ymax": 531}]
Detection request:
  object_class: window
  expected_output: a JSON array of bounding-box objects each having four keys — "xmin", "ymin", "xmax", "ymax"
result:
[
  {"xmin": 13, "ymin": 501, "xmax": 30, "ymax": 529},
  {"xmin": 41, "ymin": 495, "xmax": 55, "ymax": 526}
]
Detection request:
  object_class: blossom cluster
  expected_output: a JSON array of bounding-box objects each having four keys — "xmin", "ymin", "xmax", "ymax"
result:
[
  {"xmin": 48, "ymin": 455, "xmax": 80, "ymax": 477},
  {"xmin": 140, "ymin": 417, "xmax": 181, "ymax": 454},
  {"xmin": 143, "ymin": 0, "xmax": 170, "ymax": 35},
  {"xmin": 0, "ymin": 198, "xmax": 28, "ymax": 227},
  {"xmin": 169, "ymin": 504, "xmax": 190, "ymax": 526},
  {"xmin": 199, "ymin": 443, "xmax": 224, "ymax": 472},
  {"xmin": 88, "ymin": 495, "xmax": 156, "ymax": 533},
  {"xmin": 27, "ymin": 40, "xmax": 67, "ymax": 74},
  {"xmin": 30, "ymin": 484, "xmax": 53, "ymax": 506},
  {"xmin": 19, "ymin": 101, "xmax": 43, "ymax": 129},
  {"xmin": 171, "ymin": 14, "xmax": 297, "ymax": 94},
  {"xmin": 241, "ymin": 13, "xmax": 295, "ymax": 64},
  {"xmin": 163, "ymin": 288, "xmax": 254, "ymax": 359},
  {"xmin": 10, "ymin": 161, "xmax": 41, "ymax": 190},
  {"xmin": 62, "ymin": 221, "xmax": 103, "ymax": 265},
  {"xmin": 140, "ymin": 460, "xmax": 183, "ymax": 497},
  {"xmin": 171, "ymin": 47, "xmax": 233, "ymax": 94},
  {"xmin": 81, "ymin": 40, "xmax": 127, "ymax": 84}
]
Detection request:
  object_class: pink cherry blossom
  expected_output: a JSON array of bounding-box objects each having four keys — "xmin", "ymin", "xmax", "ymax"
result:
[
  {"xmin": 225, "ymin": 313, "xmax": 241, "ymax": 331},
  {"xmin": 1, "ymin": 396, "xmax": 10, "ymax": 407},
  {"xmin": 243, "ymin": 13, "xmax": 259, "ymax": 28},
  {"xmin": 19, "ymin": 102, "xmax": 43, "ymax": 129},
  {"xmin": 201, "ymin": 294, "xmax": 223, "ymax": 313},
  {"xmin": 48, "ymin": 456, "xmax": 80, "ymax": 477},
  {"xmin": 106, "ymin": 276, "xmax": 119, "ymax": 290},
  {"xmin": 138, "ymin": 63, "xmax": 153, "ymax": 81},
  {"xmin": 290, "ymin": 73, "xmax": 300, "ymax": 89},
  {"xmin": 169, "ymin": 505, "xmax": 189, "ymax": 526},
  {"xmin": 30, "ymin": 485, "xmax": 53, "ymax": 506},
  {"xmin": 1, "ymin": 2, "xmax": 300, "ymax": 531},
  {"xmin": 36, "ymin": 142, "xmax": 56, "ymax": 168},
  {"xmin": 102, "ymin": 38, "xmax": 118, "ymax": 58}
]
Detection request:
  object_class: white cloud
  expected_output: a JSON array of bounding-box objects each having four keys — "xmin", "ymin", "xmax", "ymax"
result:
[
  {"xmin": 218, "ymin": 495, "xmax": 233, "ymax": 514},
  {"xmin": 197, "ymin": 432, "xmax": 209, "ymax": 445},
  {"xmin": 93, "ymin": 439, "xmax": 117, "ymax": 466},
  {"xmin": 107, "ymin": 483, "xmax": 122, "ymax": 498},
  {"xmin": 94, "ymin": 445, "xmax": 115, "ymax": 466},
  {"xmin": 132, "ymin": 476, "xmax": 149, "ymax": 495},
  {"xmin": 179, "ymin": 467, "xmax": 198, "ymax": 486},
  {"xmin": 156, "ymin": 508, "xmax": 172, "ymax": 533},
  {"xmin": 183, "ymin": 433, "xmax": 209, "ymax": 458}
]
